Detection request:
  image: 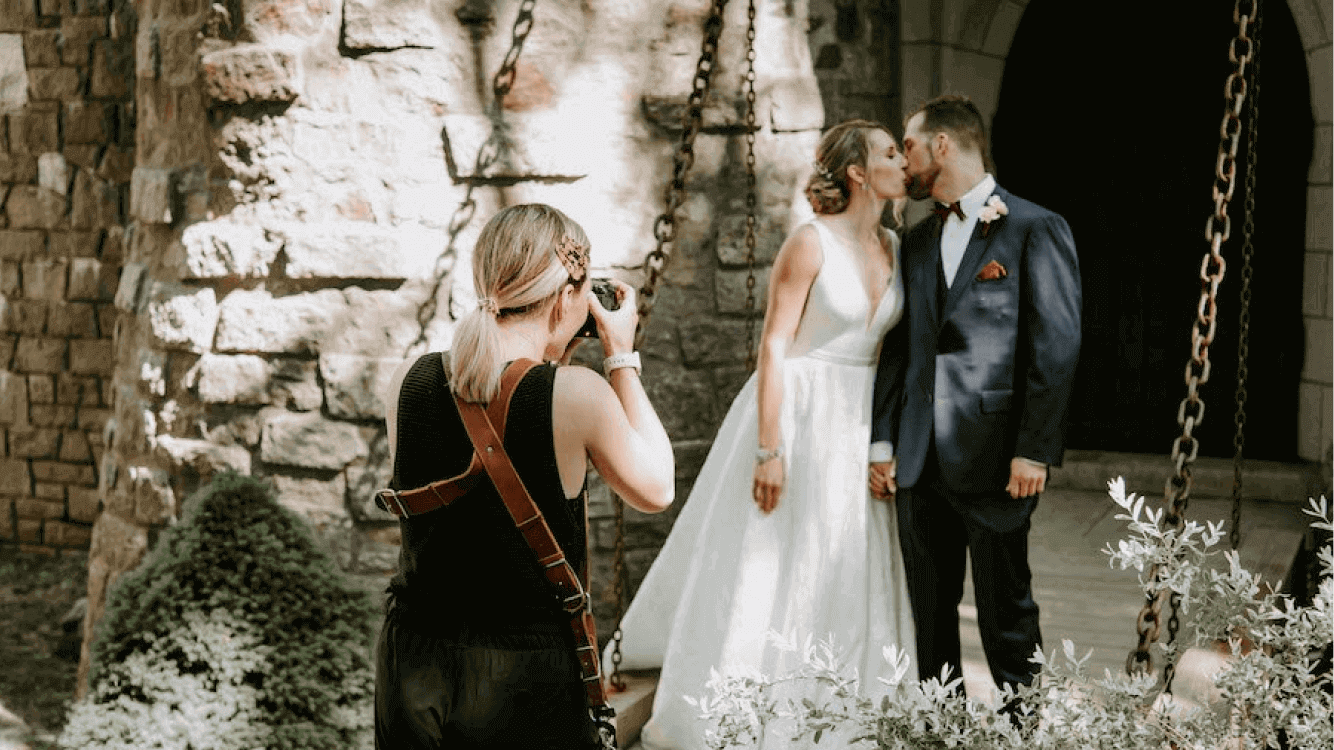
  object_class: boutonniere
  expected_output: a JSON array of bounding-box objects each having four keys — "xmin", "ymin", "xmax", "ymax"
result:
[
  {"xmin": 976, "ymin": 259, "xmax": 1008, "ymax": 282},
  {"xmin": 978, "ymin": 195, "xmax": 1008, "ymax": 238}
]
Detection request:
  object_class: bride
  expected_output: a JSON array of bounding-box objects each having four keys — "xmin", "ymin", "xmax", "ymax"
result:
[{"xmin": 605, "ymin": 119, "xmax": 916, "ymax": 749}]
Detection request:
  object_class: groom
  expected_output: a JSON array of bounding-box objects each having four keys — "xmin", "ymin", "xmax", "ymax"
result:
[{"xmin": 869, "ymin": 95, "xmax": 1082, "ymax": 693}]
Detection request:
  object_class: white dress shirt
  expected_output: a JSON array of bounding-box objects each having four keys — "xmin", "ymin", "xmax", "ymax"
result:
[{"xmin": 940, "ymin": 173, "xmax": 996, "ymax": 287}]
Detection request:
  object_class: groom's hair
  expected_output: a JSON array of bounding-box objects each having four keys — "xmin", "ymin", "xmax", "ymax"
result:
[{"xmin": 912, "ymin": 95, "xmax": 991, "ymax": 167}]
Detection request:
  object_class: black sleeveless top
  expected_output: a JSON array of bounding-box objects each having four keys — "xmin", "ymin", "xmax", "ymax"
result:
[{"xmin": 385, "ymin": 353, "xmax": 588, "ymax": 636}]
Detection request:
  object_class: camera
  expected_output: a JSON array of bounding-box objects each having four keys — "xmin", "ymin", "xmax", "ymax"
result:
[{"xmin": 576, "ymin": 279, "xmax": 620, "ymax": 339}]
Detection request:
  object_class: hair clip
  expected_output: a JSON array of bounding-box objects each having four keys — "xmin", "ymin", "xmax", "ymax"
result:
[
  {"xmin": 555, "ymin": 236, "xmax": 589, "ymax": 282},
  {"xmin": 812, "ymin": 160, "xmax": 836, "ymax": 183},
  {"xmin": 478, "ymin": 296, "xmax": 500, "ymax": 315}
]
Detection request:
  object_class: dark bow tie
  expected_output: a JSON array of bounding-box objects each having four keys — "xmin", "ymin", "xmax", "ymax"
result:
[{"xmin": 932, "ymin": 201, "xmax": 966, "ymax": 222}]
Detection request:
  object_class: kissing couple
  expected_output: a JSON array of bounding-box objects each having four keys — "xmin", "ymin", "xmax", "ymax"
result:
[{"xmin": 606, "ymin": 94, "xmax": 1083, "ymax": 749}]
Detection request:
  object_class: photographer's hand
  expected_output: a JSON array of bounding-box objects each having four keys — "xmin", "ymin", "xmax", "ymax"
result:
[{"xmin": 588, "ymin": 280, "xmax": 639, "ymax": 357}]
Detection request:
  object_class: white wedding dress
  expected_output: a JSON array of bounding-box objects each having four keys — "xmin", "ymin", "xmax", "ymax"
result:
[{"xmin": 604, "ymin": 217, "xmax": 916, "ymax": 750}]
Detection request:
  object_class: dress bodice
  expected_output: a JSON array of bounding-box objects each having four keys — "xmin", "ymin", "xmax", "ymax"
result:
[{"xmin": 788, "ymin": 217, "xmax": 904, "ymax": 366}]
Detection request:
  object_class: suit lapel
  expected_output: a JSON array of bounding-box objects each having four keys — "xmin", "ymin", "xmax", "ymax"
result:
[{"xmin": 942, "ymin": 185, "xmax": 1006, "ymax": 322}]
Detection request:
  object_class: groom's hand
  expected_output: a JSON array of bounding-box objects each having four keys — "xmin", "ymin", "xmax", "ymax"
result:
[
  {"xmin": 869, "ymin": 460, "xmax": 897, "ymax": 500},
  {"xmin": 1007, "ymin": 458, "xmax": 1047, "ymax": 499}
]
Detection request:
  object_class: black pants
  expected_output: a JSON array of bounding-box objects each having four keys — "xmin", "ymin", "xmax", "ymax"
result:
[
  {"xmin": 375, "ymin": 609, "xmax": 601, "ymax": 749},
  {"xmin": 896, "ymin": 450, "xmax": 1043, "ymax": 692}
]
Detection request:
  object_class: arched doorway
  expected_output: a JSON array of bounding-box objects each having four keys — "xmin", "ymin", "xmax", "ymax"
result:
[{"xmin": 991, "ymin": 1, "xmax": 1313, "ymax": 461}]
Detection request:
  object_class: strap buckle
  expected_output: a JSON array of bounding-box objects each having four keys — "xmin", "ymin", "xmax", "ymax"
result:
[
  {"xmin": 562, "ymin": 589, "xmax": 589, "ymax": 615},
  {"xmin": 375, "ymin": 488, "xmax": 410, "ymax": 518}
]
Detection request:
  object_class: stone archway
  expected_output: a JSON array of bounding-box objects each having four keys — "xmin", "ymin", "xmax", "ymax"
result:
[{"xmin": 899, "ymin": 0, "xmax": 1333, "ymax": 463}]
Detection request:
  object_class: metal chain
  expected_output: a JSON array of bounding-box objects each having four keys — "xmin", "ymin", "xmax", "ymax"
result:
[
  {"xmin": 1231, "ymin": 6, "xmax": 1260, "ymax": 553},
  {"xmin": 607, "ymin": 492, "xmax": 627, "ymax": 691},
  {"xmin": 407, "ymin": 0, "xmax": 539, "ymax": 354},
  {"xmin": 743, "ymin": 0, "xmax": 760, "ymax": 370},
  {"xmin": 609, "ymin": 0, "xmax": 730, "ymax": 688},
  {"xmin": 635, "ymin": 0, "xmax": 731, "ymax": 344},
  {"xmin": 1127, "ymin": 0, "xmax": 1258, "ymax": 685}
]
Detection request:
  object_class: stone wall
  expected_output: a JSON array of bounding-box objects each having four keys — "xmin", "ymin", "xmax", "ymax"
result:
[
  {"xmin": 0, "ymin": 0, "xmax": 134, "ymax": 556},
  {"xmin": 69, "ymin": 0, "xmax": 847, "ymax": 693}
]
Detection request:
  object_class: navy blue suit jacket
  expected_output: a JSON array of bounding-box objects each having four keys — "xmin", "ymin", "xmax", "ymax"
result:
[{"xmin": 872, "ymin": 185, "xmax": 1082, "ymax": 501}]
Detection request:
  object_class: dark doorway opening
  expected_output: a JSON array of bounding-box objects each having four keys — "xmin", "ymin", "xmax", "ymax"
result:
[{"xmin": 991, "ymin": 1, "xmax": 1313, "ymax": 460}]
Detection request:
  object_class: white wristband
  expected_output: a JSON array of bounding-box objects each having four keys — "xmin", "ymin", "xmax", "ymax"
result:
[{"xmin": 603, "ymin": 351, "xmax": 641, "ymax": 376}]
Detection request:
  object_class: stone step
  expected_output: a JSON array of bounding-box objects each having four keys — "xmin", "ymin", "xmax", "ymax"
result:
[
  {"xmin": 1051, "ymin": 450, "xmax": 1322, "ymax": 502},
  {"xmin": 608, "ymin": 670, "xmax": 658, "ymax": 748}
]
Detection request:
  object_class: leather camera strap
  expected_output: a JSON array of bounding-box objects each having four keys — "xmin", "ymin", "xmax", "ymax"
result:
[{"xmin": 453, "ymin": 360, "xmax": 610, "ymax": 710}]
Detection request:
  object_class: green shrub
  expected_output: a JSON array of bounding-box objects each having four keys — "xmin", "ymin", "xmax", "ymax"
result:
[{"xmin": 59, "ymin": 471, "xmax": 378, "ymax": 750}]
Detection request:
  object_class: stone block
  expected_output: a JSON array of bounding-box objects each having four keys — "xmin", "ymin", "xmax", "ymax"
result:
[
  {"xmin": 144, "ymin": 282, "xmax": 218, "ymax": 353},
  {"xmin": 29, "ymin": 403, "xmax": 74, "ymax": 426},
  {"xmin": 347, "ymin": 463, "xmax": 394, "ymax": 522},
  {"xmin": 641, "ymin": 367, "xmax": 718, "ymax": 441},
  {"xmin": 96, "ymin": 144, "xmax": 133, "ymax": 183},
  {"xmin": 0, "ymin": 371, "xmax": 27, "ymax": 424},
  {"xmin": 0, "ymin": 152, "xmax": 37, "ymax": 182},
  {"xmin": 30, "ymin": 460, "xmax": 94, "ymax": 485},
  {"xmin": 1312, "ymin": 124, "xmax": 1332, "ymax": 184},
  {"xmin": 765, "ymin": 76, "xmax": 825, "ymax": 133},
  {"xmin": 71, "ymin": 170, "xmax": 120, "ymax": 229},
  {"xmin": 27, "ymin": 374, "xmax": 52, "ymax": 403},
  {"xmin": 180, "ymin": 220, "xmax": 282, "ymax": 278},
  {"xmin": 274, "ymin": 222, "xmax": 439, "ymax": 280},
  {"xmin": 260, "ymin": 410, "xmax": 369, "ymax": 470},
  {"xmin": 63, "ymin": 100, "xmax": 112, "ymax": 143},
  {"xmin": 324, "ymin": 287, "xmax": 421, "ymax": 356},
  {"xmin": 67, "ymin": 484, "xmax": 98, "ymax": 522},
  {"xmin": 1, "ymin": 264, "xmax": 16, "ymax": 295},
  {"xmin": 68, "ymin": 338, "xmax": 111, "ymax": 374},
  {"xmin": 16, "ymin": 337, "xmax": 65, "ymax": 373},
  {"xmin": 56, "ymin": 373, "xmax": 95, "ymax": 404},
  {"xmin": 16, "ymin": 519, "xmax": 39, "ymax": 542},
  {"xmin": 129, "ymin": 167, "xmax": 174, "ymax": 225},
  {"xmin": 214, "ymin": 287, "xmax": 343, "ymax": 355},
  {"xmin": 1303, "ymin": 317, "xmax": 1333, "ymax": 384},
  {"xmin": 0, "ymin": 500, "xmax": 9, "ymax": 539},
  {"xmin": 201, "ymin": 44, "xmax": 297, "ymax": 105},
  {"xmin": 679, "ymin": 318, "xmax": 752, "ymax": 367},
  {"xmin": 1, "ymin": 2, "xmax": 36, "ymax": 32},
  {"xmin": 22, "ymin": 258, "xmax": 68, "ymax": 299},
  {"xmin": 113, "ymin": 261, "xmax": 145, "ymax": 312},
  {"xmin": 714, "ymin": 213, "xmax": 783, "ymax": 266},
  {"xmin": 5, "ymin": 186, "xmax": 67, "ymax": 230},
  {"xmin": 22, "ymin": 30, "xmax": 59, "ymax": 67},
  {"xmin": 10, "ymin": 428, "xmax": 58, "ymax": 457},
  {"xmin": 88, "ymin": 39, "xmax": 131, "ymax": 98},
  {"xmin": 272, "ymin": 473, "xmax": 348, "ymax": 519},
  {"xmin": 1310, "ymin": 45, "xmax": 1332, "ymax": 124},
  {"xmin": 0, "ymin": 459, "xmax": 29, "ymax": 494},
  {"xmin": 0, "ymin": 34, "xmax": 28, "ymax": 112},
  {"xmin": 46, "ymin": 301, "xmax": 96, "ymax": 337},
  {"xmin": 67, "ymin": 257, "xmax": 101, "ymax": 299},
  {"xmin": 38, "ymin": 152, "xmax": 68, "ymax": 195},
  {"xmin": 154, "ymin": 435, "xmax": 252, "ymax": 477},
  {"xmin": 12, "ymin": 108, "xmax": 57, "ymax": 152},
  {"xmin": 0, "ymin": 336, "xmax": 13, "ymax": 369},
  {"xmin": 59, "ymin": 17, "xmax": 105, "ymax": 65},
  {"xmin": 15, "ymin": 498, "xmax": 63, "ymax": 519},
  {"xmin": 34, "ymin": 481, "xmax": 62, "ymax": 499},
  {"xmin": 59, "ymin": 427, "xmax": 90, "ymax": 461},
  {"xmin": 0, "ymin": 231, "xmax": 44, "ymax": 260},
  {"xmin": 1307, "ymin": 185, "xmax": 1332, "ymax": 250},
  {"xmin": 63, "ymin": 143, "xmax": 99, "ymax": 171},
  {"xmin": 45, "ymin": 520, "xmax": 92, "ymax": 547},
  {"xmin": 3, "ymin": 298, "xmax": 47, "ymax": 334},
  {"xmin": 341, "ymin": 0, "xmax": 439, "ymax": 50},
  {"xmin": 715, "ymin": 267, "xmax": 771, "ymax": 314},
  {"xmin": 26, "ymin": 67, "xmax": 81, "ymax": 100},
  {"xmin": 441, "ymin": 113, "xmax": 594, "ymax": 180},
  {"xmin": 319, "ymin": 353, "xmax": 402, "ymax": 420},
  {"xmin": 49, "ymin": 231, "xmax": 99, "ymax": 258}
]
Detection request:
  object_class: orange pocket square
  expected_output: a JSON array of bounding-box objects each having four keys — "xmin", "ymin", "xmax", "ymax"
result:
[{"xmin": 976, "ymin": 260, "xmax": 1008, "ymax": 282}]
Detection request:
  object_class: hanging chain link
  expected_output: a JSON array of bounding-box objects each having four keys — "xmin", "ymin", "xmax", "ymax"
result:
[
  {"xmin": 1231, "ymin": 7, "xmax": 1260, "ymax": 553},
  {"xmin": 407, "ymin": 0, "xmax": 539, "ymax": 354},
  {"xmin": 609, "ymin": 0, "xmax": 730, "ymax": 689},
  {"xmin": 635, "ymin": 0, "xmax": 731, "ymax": 344},
  {"xmin": 1127, "ymin": 0, "xmax": 1258, "ymax": 686},
  {"xmin": 742, "ymin": 0, "xmax": 760, "ymax": 371}
]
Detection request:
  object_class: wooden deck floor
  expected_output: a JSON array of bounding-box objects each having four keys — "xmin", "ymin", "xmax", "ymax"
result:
[{"xmin": 957, "ymin": 486, "xmax": 1313, "ymax": 702}]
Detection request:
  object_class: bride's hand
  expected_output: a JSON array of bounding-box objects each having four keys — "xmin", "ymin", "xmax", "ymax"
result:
[{"xmin": 753, "ymin": 458, "xmax": 783, "ymax": 514}]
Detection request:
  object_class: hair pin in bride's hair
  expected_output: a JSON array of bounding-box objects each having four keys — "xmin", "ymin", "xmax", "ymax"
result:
[{"xmin": 812, "ymin": 160, "xmax": 836, "ymax": 183}]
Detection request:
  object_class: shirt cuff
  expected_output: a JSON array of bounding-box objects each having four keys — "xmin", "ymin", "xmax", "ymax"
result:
[
  {"xmin": 1017, "ymin": 456, "xmax": 1048, "ymax": 469},
  {"xmin": 869, "ymin": 441, "xmax": 895, "ymax": 463}
]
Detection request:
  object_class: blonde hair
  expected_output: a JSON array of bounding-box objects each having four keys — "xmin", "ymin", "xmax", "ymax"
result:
[
  {"xmin": 805, "ymin": 119, "xmax": 893, "ymax": 216},
  {"xmin": 450, "ymin": 204, "xmax": 590, "ymax": 403}
]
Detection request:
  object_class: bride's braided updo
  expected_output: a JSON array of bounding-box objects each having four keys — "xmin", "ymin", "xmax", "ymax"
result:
[{"xmin": 804, "ymin": 119, "xmax": 893, "ymax": 215}]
